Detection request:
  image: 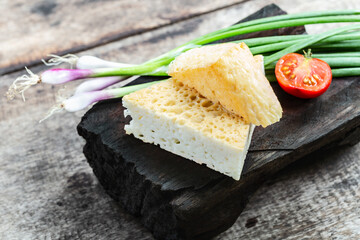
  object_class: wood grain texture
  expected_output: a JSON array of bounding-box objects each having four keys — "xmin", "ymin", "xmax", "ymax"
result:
[
  {"xmin": 218, "ymin": 142, "xmax": 360, "ymax": 240},
  {"xmin": 0, "ymin": 0, "xmax": 245, "ymax": 75},
  {"xmin": 0, "ymin": 0, "xmax": 360, "ymax": 239}
]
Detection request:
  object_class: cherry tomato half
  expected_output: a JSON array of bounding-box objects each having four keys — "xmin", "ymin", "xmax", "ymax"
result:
[{"xmin": 275, "ymin": 53, "xmax": 332, "ymax": 99}]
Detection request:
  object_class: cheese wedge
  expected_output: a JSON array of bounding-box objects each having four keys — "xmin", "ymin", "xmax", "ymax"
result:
[
  {"xmin": 168, "ymin": 42, "xmax": 282, "ymax": 127},
  {"xmin": 123, "ymin": 79, "xmax": 254, "ymax": 180}
]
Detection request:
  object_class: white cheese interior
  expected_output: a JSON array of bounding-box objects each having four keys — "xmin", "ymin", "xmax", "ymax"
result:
[{"xmin": 123, "ymin": 79, "xmax": 255, "ymax": 180}]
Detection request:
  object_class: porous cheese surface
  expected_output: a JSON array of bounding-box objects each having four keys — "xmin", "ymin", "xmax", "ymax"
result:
[
  {"xmin": 123, "ymin": 79, "xmax": 254, "ymax": 180},
  {"xmin": 168, "ymin": 42, "xmax": 282, "ymax": 127}
]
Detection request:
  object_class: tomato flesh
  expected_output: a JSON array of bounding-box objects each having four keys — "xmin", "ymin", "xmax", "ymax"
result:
[{"xmin": 275, "ymin": 53, "xmax": 332, "ymax": 98}]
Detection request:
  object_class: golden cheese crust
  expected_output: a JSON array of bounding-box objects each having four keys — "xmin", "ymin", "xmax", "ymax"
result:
[{"xmin": 168, "ymin": 42, "xmax": 282, "ymax": 127}]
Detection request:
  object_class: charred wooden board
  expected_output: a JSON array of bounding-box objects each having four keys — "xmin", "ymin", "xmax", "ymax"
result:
[{"xmin": 77, "ymin": 4, "xmax": 360, "ymax": 240}]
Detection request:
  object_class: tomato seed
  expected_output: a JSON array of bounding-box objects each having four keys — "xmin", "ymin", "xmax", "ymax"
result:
[{"xmin": 311, "ymin": 77, "xmax": 317, "ymax": 84}]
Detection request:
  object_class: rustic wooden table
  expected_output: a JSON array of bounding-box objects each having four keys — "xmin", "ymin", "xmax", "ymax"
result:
[{"xmin": 1, "ymin": 0, "xmax": 359, "ymax": 239}]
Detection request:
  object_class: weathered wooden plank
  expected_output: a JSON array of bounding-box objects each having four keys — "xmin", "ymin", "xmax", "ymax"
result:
[
  {"xmin": 218, "ymin": 142, "xmax": 360, "ymax": 240},
  {"xmin": 1, "ymin": 0, "xmax": 360, "ymax": 239},
  {"xmin": 0, "ymin": 0, "xmax": 244, "ymax": 75}
]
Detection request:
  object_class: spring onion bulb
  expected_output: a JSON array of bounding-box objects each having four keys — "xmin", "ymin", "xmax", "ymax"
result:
[
  {"xmin": 6, "ymin": 62, "xmax": 168, "ymax": 101},
  {"xmin": 69, "ymin": 80, "xmax": 166, "ymax": 111},
  {"xmin": 43, "ymin": 54, "xmax": 134, "ymax": 69},
  {"xmin": 41, "ymin": 68, "xmax": 94, "ymax": 84},
  {"xmin": 74, "ymin": 76, "xmax": 127, "ymax": 95},
  {"xmin": 76, "ymin": 56, "xmax": 134, "ymax": 69},
  {"xmin": 40, "ymin": 80, "xmax": 166, "ymax": 122},
  {"xmin": 43, "ymin": 55, "xmax": 136, "ymax": 94}
]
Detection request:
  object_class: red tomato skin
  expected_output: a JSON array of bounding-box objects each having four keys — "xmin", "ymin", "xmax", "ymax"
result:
[
  {"xmin": 277, "ymin": 77, "xmax": 331, "ymax": 99},
  {"xmin": 275, "ymin": 53, "xmax": 332, "ymax": 99}
]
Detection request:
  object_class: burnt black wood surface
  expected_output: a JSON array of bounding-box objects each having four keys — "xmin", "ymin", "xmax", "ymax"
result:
[{"xmin": 77, "ymin": 4, "xmax": 360, "ymax": 240}]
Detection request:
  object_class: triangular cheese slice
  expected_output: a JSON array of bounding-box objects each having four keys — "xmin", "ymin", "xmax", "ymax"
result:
[{"xmin": 168, "ymin": 42, "xmax": 282, "ymax": 127}]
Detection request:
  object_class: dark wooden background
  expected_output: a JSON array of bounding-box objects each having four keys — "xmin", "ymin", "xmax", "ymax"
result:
[{"xmin": 0, "ymin": 0, "xmax": 359, "ymax": 239}]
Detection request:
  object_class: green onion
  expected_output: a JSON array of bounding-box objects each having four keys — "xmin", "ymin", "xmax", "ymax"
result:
[
  {"xmin": 251, "ymin": 39, "xmax": 302, "ymax": 55},
  {"xmin": 189, "ymin": 10, "xmax": 360, "ymax": 43},
  {"xmin": 264, "ymin": 24, "xmax": 360, "ymax": 65},
  {"xmin": 249, "ymin": 33, "xmax": 360, "ymax": 54},
  {"xmin": 241, "ymin": 35, "xmax": 309, "ymax": 47},
  {"xmin": 88, "ymin": 23, "xmax": 360, "ymax": 78},
  {"xmin": 309, "ymin": 57, "xmax": 360, "ymax": 67},
  {"xmin": 265, "ymin": 56, "xmax": 360, "ymax": 69},
  {"xmin": 312, "ymin": 52, "xmax": 360, "ymax": 58},
  {"xmin": 149, "ymin": 14, "xmax": 360, "ymax": 68},
  {"xmin": 192, "ymin": 16, "xmax": 360, "ymax": 46},
  {"xmin": 311, "ymin": 40, "xmax": 360, "ymax": 49},
  {"xmin": 331, "ymin": 67, "xmax": 360, "ymax": 77},
  {"xmin": 9, "ymin": 10, "xmax": 360, "ymax": 117},
  {"xmin": 240, "ymin": 32, "xmax": 360, "ymax": 47}
]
